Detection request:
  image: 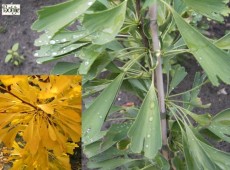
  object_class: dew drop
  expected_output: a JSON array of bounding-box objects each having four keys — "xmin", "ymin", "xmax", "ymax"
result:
[
  {"xmin": 85, "ymin": 61, "xmax": 89, "ymax": 66},
  {"xmin": 146, "ymin": 145, "xmax": 149, "ymax": 148},
  {"xmin": 52, "ymin": 52, "xmax": 57, "ymax": 56},
  {"xmin": 88, "ymin": 1, "xmax": 93, "ymax": 6},
  {"xmin": 149, "ymin": 117, "xmax": 153, "ymax": 122},
  {"xmin": 73, "ymin": 35, "xmax": 79, "ymax": 39},
  {"xmin": 61, "ymin": 38, "xmax": 67, "ymax": 43},
  {"xmin": 199, "ymin": 57, "xmax": 202, "ymax": 60},
  {"xmin": 34, "ymin": 53, "xmax": 39, "ymax": 57},
  {"xmin": 147, "ymin": 134, "xmax": 151, "ymax": 138},
  {"xmin": 86, "ymin": 128, "xmax": 91, "ymax": 133},
  {"xmin": 48, "ymin": 36, "xmax": 52, "ymax": 39},
  {"xmin": 99, "ymin": 116, "xmax": 103, "ymax": 119},
  {"xmin": 50, "ymin": 40, "xmax": 56, "ymax": 45}
]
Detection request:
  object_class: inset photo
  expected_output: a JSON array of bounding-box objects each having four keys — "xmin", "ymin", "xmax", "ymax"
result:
[{"xmin": 0, "ymin": 75, "xmax": 81, "ymax": 169}]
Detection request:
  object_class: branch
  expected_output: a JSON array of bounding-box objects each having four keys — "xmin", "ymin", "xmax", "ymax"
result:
[
  {"xmin": 149, "ymin": 3, "xmax": 169, "ymax": 160},
  {"xmin": 0, "ymin": 85, "xmax": 37, "ymax": 110}
]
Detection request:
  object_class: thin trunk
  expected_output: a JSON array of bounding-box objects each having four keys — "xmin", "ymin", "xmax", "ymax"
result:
[{"xmin": 149, "ymin": 3, "xmax": 169, "ymax": 160}]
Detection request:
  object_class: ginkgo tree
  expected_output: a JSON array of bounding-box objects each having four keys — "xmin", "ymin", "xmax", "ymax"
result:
[
  {"xmin": 32, "ymin": 0, "xmax": 230, "ymax": 169},
  {"xmin": 0, "ymin": 75, "xmax": 81, "ymax": 169}
]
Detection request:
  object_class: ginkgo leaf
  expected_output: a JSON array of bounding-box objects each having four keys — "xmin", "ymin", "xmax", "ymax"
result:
[
  {"xmin": 88, "ymin": 158, "xmax": 136, "ymax": 170},
  {"xmin": 83, "ymin": 73, "xmax": 124, "ymax": 145},
  {"xmin": 214, "ymin": 32, "xmax": 230, "ymax": 50},
  {"xmin": 183, "ymin": 0, "xmax": 230, "ymax": 22},
  {"xmin": 170, "ymin": 7, "xmax": 230, "ymax": 86},
  {"xmin": 0, "ymin": 75, "xmax": 82, "ymax": 168},
  {"xmin": 48, "ymin": 124, "xmax": 57, "ymax": 141},
  {"xmin": 37, "ymin": 104, "xmax": 54, "ymax": 114},
  {"xmin": 83, "ymin": 0, "xmax": 127, "ymax": 44},
  {"xmin": 207, "ymin": 109, "xmax": 230, "ymax": 142},
  {"xmin": 32, "ymin": 0, "xmax": 96, "ymax": 37},
  {"xmin": 183, "ymin": 125, "xmax": 230, "ymax": 170},
  {"xmin": 128, "ymin": 83, "xmax": 162, "ymax": 159}
]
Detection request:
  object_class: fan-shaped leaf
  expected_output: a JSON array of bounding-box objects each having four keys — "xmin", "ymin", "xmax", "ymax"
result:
[
  {"xmin": 171, "ymin": 8, "xmax": 230, "ymax": 86},
  {"xmin": 83, "ymin": 1, "xmax": 127, "ymax": 44},
  {"xmin": 183, "ymin": 0, "xmax": 230, "ymax": 22},
  {"xmin": 83, "ymin": 73, "xmax": 124, "ymax": 145},
  {"xmin": 128, "ymin": 83, "xmax": 162, "ymax": 159},
  {"xmin": 32, "ymin": 0, "xmax": 96, "ymax": 37}
]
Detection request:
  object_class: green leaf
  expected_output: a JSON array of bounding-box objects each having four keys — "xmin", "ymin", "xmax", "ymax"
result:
[
  {"xmin": 87, "ymin": 158, "xmax": 136, "ymax": 170},
  {"xmin": 51, "ymin": 62, "xmax": 79, "ymax": 74},
  {"xmin": 12, "ymin": 43, "xmax": 19, "ymax": 51},
  {"xmin": 83, "ymin": 1, "xmax": 127, "ymax": 44},
  {"xmin": 32, "ymin": 0, "xmax": 95, "ymax": 37},
  {"xmin": 184, "ymin": 110, "xmax": 211, "ymax": 127},
  {"xmin": 208, "ymin": 109, "xmax": 230, "ymax": 142},
  {"xmin": 85, "ymin": 53, "xmax": 114, "ymax": 80},
  {"xmin": 88, "ymin": 146, "xmax": 127, "ymax": 163},
  {"xmin": 84, "ymin": 140, "xmax": 110, "ymax": 158},
  {"xmin": 171, "ymin": 8, "xmax": 230, "ymax": 86},
  {"xmin": 183, "ymin": 125, "xmax": 230, "ymax": 170},
  {"xmin": 183, "ymin": 0, "xmax": 230, "ymax": 22},
  {"xmin": 142, "ymin": 0, "xmax": 156, "ymax": 10},
  {"xmin": 169, "ymin": 65, "xmax": 187, "ymax": 94},
  {"xmin": 35, "ymin": 41, "xmax": 88, "ymax": 58},
  {"xmin": 128, "ymin": 83, "xmax": 162, "ymax": 159},
  {"xmin": 5, "ymin": 54, "xmax": 12, "ymax": 63},
  {"xmin": 172, "ymin": 156, "xmax": 186, "ymax": 170},
  {"xmin": 78, "ymin": 45, "xmax": 105, "ymax": 74},
  {"xmin": 182, "ymin": 131, "xmax": 199, "ymax": 170},
  {"xmin": 83, "ymin": 73, "xmax": 124, "ymax": 145},
  {"xmin": 214, "ymin": 32, "xmax": 230, "ymax": 50},
  {"xmin": 36, "ymin": 43, "xmax": 88, "ymax": 64},
  {"xmin": 182, "ymin": 73, "xmax": 210, "ymax": 110},
  {"xmin": 34, "ymin": 30, "xmax": 90, "ymax": 47}
]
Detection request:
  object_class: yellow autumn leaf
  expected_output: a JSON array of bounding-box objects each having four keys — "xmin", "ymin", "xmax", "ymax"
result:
[
  {"xmin": 48, "ymin": 124, "xmax": 57, "ymax": 141},
  {"xmin": 0, "ymin": 75, "xmax": 82, "ymax": 169},
  {"xmin": 37, "ymin": 104, "xmax": 54, "ymax": 114}
]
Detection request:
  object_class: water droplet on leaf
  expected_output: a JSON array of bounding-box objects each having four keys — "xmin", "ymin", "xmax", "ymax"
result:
[
  {"xmin": 88, "ymin": 1, "xmax": 93, "ymax": 6},
  {"xmin": 50, "ymin": 40, "xmax": 56, "ymax": 45},
  {"xmin": 61, "ymin": 38, "xmax": 67, "ymax": 43},
  {"xmin": 52, "ymin": 52, "xmax": 57, "ymax": 56}
]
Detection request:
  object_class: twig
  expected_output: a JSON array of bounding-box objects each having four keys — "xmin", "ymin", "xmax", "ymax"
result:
[
  {"xmin": 149, "ymin": 3, "xmax": 169, "ymax": 160},
  {"xmin": 0, "ymin": 86, "xmax": 37, "ymax": 110}
]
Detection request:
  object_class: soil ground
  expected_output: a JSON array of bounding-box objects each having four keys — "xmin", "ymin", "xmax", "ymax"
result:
[{"xmin": 0, "ymin": 0, "xmax": 230, "ymax": 170}]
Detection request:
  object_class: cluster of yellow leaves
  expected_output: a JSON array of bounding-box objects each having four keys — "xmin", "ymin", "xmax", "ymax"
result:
[{"xmin": 0, "ymin": 75, "xmax": 82, "ymax": 169}]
